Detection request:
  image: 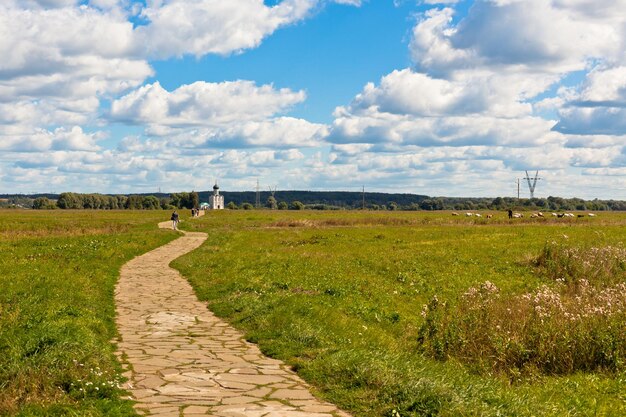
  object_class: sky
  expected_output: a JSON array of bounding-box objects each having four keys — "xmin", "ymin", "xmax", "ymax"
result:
[{"xmin": 1, "ymin": 0, "xmax": 626, "ymax": 199}]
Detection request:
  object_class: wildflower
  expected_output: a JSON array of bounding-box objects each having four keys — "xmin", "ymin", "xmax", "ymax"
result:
[{"xmin": 481, "ymin": 281, "xmax": 499, "ymax": 294}]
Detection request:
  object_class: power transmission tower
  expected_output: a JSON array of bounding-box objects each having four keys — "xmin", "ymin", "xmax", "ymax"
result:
[
  {"xmin": 268, "ymin": 185, "xmax": 277, "ymax": 198},
  {"xmin": 523, "ymin": 170, "xmax": 542, "ymax": 199},
  {"xmin": 255, "ymin": 179, "xmax": 261, "ymax": 208}
]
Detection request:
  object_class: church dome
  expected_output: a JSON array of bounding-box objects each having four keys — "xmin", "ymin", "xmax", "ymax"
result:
[{"xmin": 213, "ymin": 183, "xmax": 219, "ymax": 190}]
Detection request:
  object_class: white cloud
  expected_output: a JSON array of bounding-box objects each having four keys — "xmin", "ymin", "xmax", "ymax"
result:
[
  {"xmin": 329, "ymin": 67, "xmax": 560, "ymax": 148},
  {"xmin": 136, "ymin": 0, "xmax": 316, "ymax": 58},
  {"xmin": 109, "ymin": 81, "xmax": 328, "ymax": 149},
  {"xmin": 347, "ymin": 68, "xmax": 548, "ymax": 118},
  {"xmin": 210, "ymin": 117, "xmax": 328, "ymax": 148},
  {"xmin": 0, "ymin": 126, "xmax": 102, "ymax": 152},
  {"xmin": 0, "ymin": 2, "xmax": 151, "ymax": 134},
  {"xmin": 411, "ymin": 1, "xmax": 625, "ymax": 75},
  {"xmin": 110, "ymin": 81, "xmax": 306, "ymax": 127},
  {"xmin": 13, "ymin": 0, "xmax": 78, "ymax": 8}
]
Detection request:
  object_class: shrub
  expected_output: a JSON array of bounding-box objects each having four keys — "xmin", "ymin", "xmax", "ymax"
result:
[
  {"xmin": 290, "ymin": 201, "xmax": 305, "ymax": 210},
  {"xmin": 32, "ymin": 197, "xmax": 56, "ymax": 209}
]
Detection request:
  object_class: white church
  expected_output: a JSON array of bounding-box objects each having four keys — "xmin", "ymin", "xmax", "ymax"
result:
[{"xmin": 205, "ymin": 182, "xmax": 224, "ymax": 210}]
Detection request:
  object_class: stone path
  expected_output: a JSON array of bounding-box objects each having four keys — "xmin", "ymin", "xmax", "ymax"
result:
[{"xmin": 114, "ymin": 220, "xmax": 351, "ymax": 417}]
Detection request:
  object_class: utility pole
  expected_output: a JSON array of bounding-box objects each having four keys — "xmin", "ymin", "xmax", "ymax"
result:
[
  {"xmin": 516, "ymin": 178, "xmax": 520, "ymax": 200},
  {"xmin": 255, "ymin": 179, "xmax": 261, "ymax": 208},
  {"xmin": 523, "ymin": 170, "xmax": 542, "ymax": 199},
  {"xmin": 362, "ymin": 186, "xmax": 366, "ymax": 210}
]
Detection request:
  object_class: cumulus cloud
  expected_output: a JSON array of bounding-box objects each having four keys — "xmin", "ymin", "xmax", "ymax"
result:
[
  {"xmin": 110, "ymin": 81, "xmax": 306, "ymax": 127},
  {"xmin": 551, "ymin": 66, "xmax": 626, "ymax": 135},
  {"xmin": 411, "ymin": 1, "xmax": 625, "ymax": 75},
  {"xmin": 328, "ymin": 67, "xmax": 560, "ymax": 148},
  {"xmin": 135, "ymin": 0, "xmax": 361, "ymax": 58},
  {"xmin": 109, "ymin": 80, "xmax": 327, "ymax": 148},
  {"xmin": 333, "ymin": 112, "xmax": 562, "ymax": 149},
  {"xmin": 0, "ymin": 126, "xmax": 102, "ymax": 152},
  {"xmin": 0, "ymin": 2, "xmax": 151, "ymax": 136}
]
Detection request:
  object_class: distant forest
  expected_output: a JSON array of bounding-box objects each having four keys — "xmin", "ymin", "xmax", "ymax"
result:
[{"xmin": 2, "ymin": 191, "xmax": 626, "ymax": 211}]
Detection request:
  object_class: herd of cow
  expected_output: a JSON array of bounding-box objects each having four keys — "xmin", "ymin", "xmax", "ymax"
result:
[{"xmin": 451, "ymin": 212, "xmax": 597, "ymax": 218}]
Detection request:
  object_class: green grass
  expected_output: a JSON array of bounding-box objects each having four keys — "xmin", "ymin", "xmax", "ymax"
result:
[
  {"xmin": 0, "ymin": 210, "xmax": 179, "ymax": 416},
  {"xmin": 174, "ymin": 210, "xmax": 626, "ymax": 416}
]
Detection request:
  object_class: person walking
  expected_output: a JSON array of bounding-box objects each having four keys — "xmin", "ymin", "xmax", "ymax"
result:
[
  {"xmin": 171, "ymin": 210, "xmax": 179, "ymax": 230},
  {"xmin": 508, "ymin": 209, "xmax": 513, "ymax": 219}
]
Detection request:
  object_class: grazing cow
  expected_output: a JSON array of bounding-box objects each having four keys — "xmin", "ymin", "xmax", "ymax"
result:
[
  {"xmin": 551, "ymin": 213, "xmax": 558, "ymax": 217},
  {"xmin": 557, "ymin": 213, "xmax": 565, "ymax": 218},
  {"xmin": 513, "ymin": 213, "xmax": 523, "ymax": 218},
  {"xmin": 452, "ymin": 212, "xmax": 459, "ymax": 216},
  {"xmin": 537, "ymin": 212, "xmax": 544, "ymax": 217},
  {"xmin": 486, "ymin": 214, "xmax": 493, "ymax": 219},
  {"xmin": 588, "ymin": 213, "xmax": 596, "ymax": 217},
  {"xmin": 577, "ymin": 214, "xmax": 585, "ymax": 218},
  {"xmin": 565, "ymin": 213, "xmax": 575, "ymax": 217},
  {"xmin": 475, "ymin": 213, "xmax": 482, "ymax": 217},
  {"xmin": 466, "ymin": 213, "xmax": 473, "ymax": 217}
]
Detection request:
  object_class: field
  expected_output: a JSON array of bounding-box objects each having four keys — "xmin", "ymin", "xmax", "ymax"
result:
[
  {"xmin": 1, "ymin": 209, "xmax": 624, "ymax": 416},
  {"xmin": 0, "ymin": 210, "xmax": 179, "ymax": 416},
  {"xmin": 174, "ymin": 211, "xmax": 626, "ymax": 417}
]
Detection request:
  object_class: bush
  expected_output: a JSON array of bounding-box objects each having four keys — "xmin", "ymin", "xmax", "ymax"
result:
[
  {"xmin": 32, "ymin": 197, "xmax": 56, "ymax": 210},
  {"xmin": 290, "ymin": 201, "xmax": 305, "ymax": 210}
]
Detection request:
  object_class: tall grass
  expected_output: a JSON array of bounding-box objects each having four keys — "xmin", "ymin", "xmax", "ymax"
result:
[
  {"xmin": 418, "ymin": 242, "xmax": 626, "ymax": 378},
  {"xmin": 536, "ymin": 240, "xmax": 626, "ymax": 286},
  {"xmin": 0, "ymin": 210, "xmax": 177, "ymax": 416}
]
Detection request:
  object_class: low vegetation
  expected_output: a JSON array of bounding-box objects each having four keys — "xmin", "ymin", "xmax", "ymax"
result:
[
  {"xmin": 0, "ymin": 210, "xmax": 178, "ymax": 416},
  {"xmin": 2, "ymin": 209, "xmax": 624, "ymax": 416},
  {"xmin": 418, "ymin": 241, "xmax": 625, "ymax": 379},
  {"xmin": 175, "ymin": 210, "xmax": 626, "ymax": 416}
]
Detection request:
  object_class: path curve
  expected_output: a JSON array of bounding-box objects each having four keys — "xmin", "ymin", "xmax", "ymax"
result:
[{"xmin": 114, "ymin": 220, "xmax": 350, "ymax": 417}]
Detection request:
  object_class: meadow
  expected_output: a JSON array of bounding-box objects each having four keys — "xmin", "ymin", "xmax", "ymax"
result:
[
  {"xmin": 0, "ymin": 210, "xmax": 179, "ymax": 416},
  {"xmin": 1, "ymin": 209, "xmax": 624, "ymax": 416},
  {"xmin": 175, "ymin": 210, "xmax": 626, "ymax": 417}
]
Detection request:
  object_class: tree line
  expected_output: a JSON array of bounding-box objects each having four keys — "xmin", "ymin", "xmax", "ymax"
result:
[
  {"xmin": 29, "ymin": 192, "xmax": 200, "ymax": 210},
  {"xmin": 1, "ymin": 192, "xmax": 625, "ymax": 211}
]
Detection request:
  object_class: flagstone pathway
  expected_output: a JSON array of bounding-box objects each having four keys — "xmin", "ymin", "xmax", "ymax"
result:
[{"xmin": 114, "ymin": 219, "xmax": 351, "ymax": 417}]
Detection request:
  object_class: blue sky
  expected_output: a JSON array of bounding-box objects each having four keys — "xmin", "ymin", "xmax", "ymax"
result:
[{"xmin": 1, "ymin": 0, "xmax": 626, "ymax": 198}]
